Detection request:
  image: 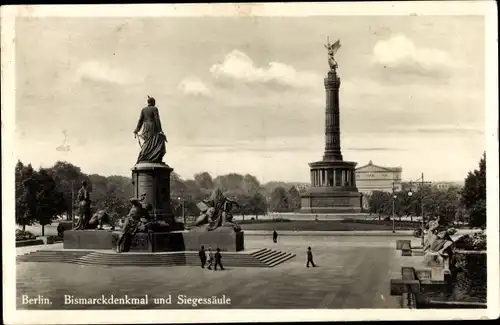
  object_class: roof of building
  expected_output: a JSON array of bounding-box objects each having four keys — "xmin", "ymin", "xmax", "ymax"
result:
[{"xmin": 355, "ymin": 160, "xmax": 403, "ymax": 172}]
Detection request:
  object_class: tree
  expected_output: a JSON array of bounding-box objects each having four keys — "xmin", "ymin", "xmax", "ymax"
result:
[
  {"xmin": 248, "ymin": 192, "xmax": 267, "ymax": 218},
  {"xmin": 232, "ymin": 193, "xmax": 253, "ymax": 219},
  {"xmin": 287, "ymin": 186, "xmax": 301, "ymax": 212},
  {"xmin": 461, "ymin": 152, "xmax": 486, "ymax": 228},
  {"xmin": 34, "ymin": 168, "xmax": 66, "ymax": 236},
  {"xmin": 194, "ymin": 172, "xmax": 213, "ymax": 190},
  {"xmin": 15, "ymin": 161, "xmax": 37, "ymax": 231},
  {"xmin": 49, "ymin": 161, "xmax": 88, "ymax": 219},
  {"xmin": 213, "ymin": 173, "xmax": 245, "ymax": 192},
  {"xmin": 15, "ymin": 160, "xmax": 26, "ymax": 227},
  {"xmin": 422, "ymin": 188, "xmax": 460, "ymax": 226},
  {"xmin": 242, "ymin": 174, "xmax": 261, "ymax": 194},
  {"xmin": 269, "ymin": 187, "xmax": 289, "ymax": 212},
  {"xmin": 170, "ymin": 172, "xmax": 187, "ymax": 198},
  {"xmin": 93, "ymin": 196, "xmax": 130, "ymax": 221},
  {"xmin": 368, "ymin": 191, "xmax": 392, "ymax": 219}
]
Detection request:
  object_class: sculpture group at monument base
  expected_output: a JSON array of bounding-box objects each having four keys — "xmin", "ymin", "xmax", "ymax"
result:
[{"xmin": 63, "ymin": 229, "xmax": 245, "ymax": 252}]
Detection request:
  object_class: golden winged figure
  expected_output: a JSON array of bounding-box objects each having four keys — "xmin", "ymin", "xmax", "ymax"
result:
[{"xmin": 325, "ymin": 37, "xmax": 341, "ymax": 70}]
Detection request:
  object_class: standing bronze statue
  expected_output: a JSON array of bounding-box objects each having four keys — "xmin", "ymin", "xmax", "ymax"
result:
[
  {"xmin": 74, "ymin": 180, "xmax": 92, "ymax": 230},
  {"xmin": 133, "ymin": 96, "xmax": 167, "ymax": 163}
]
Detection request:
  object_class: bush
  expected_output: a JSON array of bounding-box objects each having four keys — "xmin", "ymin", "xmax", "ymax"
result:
[
  {"xmin": 238, "ymin": 218, "xmax": 291, "ymax": 225},
  {"xmin": 454, "ymin": 230, "xmax": 487, "ymax": 251},
  {"xmin": 15, "ymin": 229, "xmax": 37, "ymax": 241}
]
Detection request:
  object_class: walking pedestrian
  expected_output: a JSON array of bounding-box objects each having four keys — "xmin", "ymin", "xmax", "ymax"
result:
[
  {"xmin": 198, "ymin": 245, "xmax": 207, "ymax": 268},
  {"xmin": 57, "ymin": 223, "xmax": 64, "ymax": 238},
  {"xmin": 207, "ymin": 247, "xmax": 214, "ymax": 270},
  {"xmin": 306, "ymin": 246, "xmax": 316, "ymax": 268},
  {"xmin": 214, "ymin": 248, "xmax": 224, "ymax": 270},
  {"xmin": 272, "ymin": 229, "xmax": 278, "ymax": 243}
]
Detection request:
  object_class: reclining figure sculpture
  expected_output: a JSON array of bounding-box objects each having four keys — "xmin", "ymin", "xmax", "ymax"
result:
[
  {"xmin": 193, "ymin": 188, "xmax": 241, "ymax": 232},
  {"xmin": 421, "ymin": 218, "xmax": 458, "ymax": 273}
]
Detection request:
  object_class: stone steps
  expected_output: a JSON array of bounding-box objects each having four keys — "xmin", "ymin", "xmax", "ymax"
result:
[
  {"xmin": 17, "ymin": 249, "xmax": 295, "ymax": 268},
  {"xmin": 16, "ymin": 251, "xmax": 90, "ymax": 263},
  {"xmin": 250, "ymin": 248, "xmax": 296, "ymax": 267}
]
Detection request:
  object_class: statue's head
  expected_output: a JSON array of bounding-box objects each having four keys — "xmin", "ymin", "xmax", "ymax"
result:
[
  {"xmin": 147, "ymin": 96, "xmax": 156, "ymax": 106},
  {"xmin": 81, "ymin": 180, "xmax": 88, "ymax": 188}
]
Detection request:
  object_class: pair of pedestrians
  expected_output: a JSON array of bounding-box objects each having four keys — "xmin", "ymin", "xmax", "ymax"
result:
[{"xmin": 198, "ymin": 246, "xmax": 224, "ymax": 270}]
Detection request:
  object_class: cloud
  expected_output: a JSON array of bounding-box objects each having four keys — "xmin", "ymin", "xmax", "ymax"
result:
[
  {"xmin": 372, "ymin": 34, "xmax": 454, "ymax": 76},
  {"xmin": 178, "ymin": 77, "xmax": 211, "ymax": 97},
  {"xmin": 75, "ymin": 61, "xmax": 135, "ymax": 85},
  {"xmin": 346, "ymin": 147, "xmax": 408, "ymax": 152},
  {"xmin": 387, "ymin": 124, "xmax": 483, "ymax": 135},
  {"xmin": 209, "ymin": 50, "xmax": 321, "ymax": 89}
]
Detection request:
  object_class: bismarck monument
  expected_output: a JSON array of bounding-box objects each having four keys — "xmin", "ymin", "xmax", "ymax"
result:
[
  {"xmin": 300, "ymin": 39, "xmax": 362, "ymax": 213},
  {"xmin": 131, "ymin": 95, "xmax": 180, "ymax": 231},
  {"xmin": 64, "ymin": 96, "xmax": 243, "ymax": 252}
]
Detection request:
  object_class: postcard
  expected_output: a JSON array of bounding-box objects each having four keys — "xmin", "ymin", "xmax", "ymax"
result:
[{"xmin": 2, "ymin": 1, "xmax": 499, "ymax": 324}]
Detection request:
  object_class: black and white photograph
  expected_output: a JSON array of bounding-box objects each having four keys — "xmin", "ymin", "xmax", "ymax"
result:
[{"xmin": 2, "ymin": 2, "xmax": 499, "ymax": 323}]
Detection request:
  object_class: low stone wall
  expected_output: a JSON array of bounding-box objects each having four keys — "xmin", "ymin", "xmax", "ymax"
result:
[
  {"xmin": 16, "ymin": 239, "xmax": 44, "ymax": 247},
  {"xmin": 391, "ymin": 240, "xmax": 487, "ymax": 309}
]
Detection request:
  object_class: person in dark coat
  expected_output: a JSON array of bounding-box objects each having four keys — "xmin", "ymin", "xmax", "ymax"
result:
[
  {"xmin": 306, "ymin": 246, "xmax": 316, "ymax": 268},
  {"xmin": 198, "ymin": 246, "xmax": 207, "ymax": 268},
  {"xmin": 214, "ymin": 248, "xmax": 224, "ymax": 270},
  {"xmin": 272, "ymin": 229, "xmax": 278, "ymax": 243},
  {"xmin": 57, "ymin": 223, "xmax": 64, "ymax": 238}
]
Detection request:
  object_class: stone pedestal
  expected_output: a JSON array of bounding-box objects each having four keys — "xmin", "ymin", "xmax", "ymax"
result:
[
  {"xmin": 63, "ymin": 229, "xmax": 244, "ymax": 252},
  {"xmin": 182, "ymin": 229, "xmax": 244, "ymax": 252},
  {"xmin": 64, "ymin": 230, "xmax": 115, "ymax": 250},
  {"xmin": 300, "ymin": 161, "xmax": 362, "ymax": 213},
  {"xmin": 131, "ymin": 162, "xmax": 183, "ymax": 230}
]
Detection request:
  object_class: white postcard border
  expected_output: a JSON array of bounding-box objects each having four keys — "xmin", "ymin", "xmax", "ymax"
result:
[{"xmin": 2, "ymin": 1, "xmax": 499, "ymax": 323}]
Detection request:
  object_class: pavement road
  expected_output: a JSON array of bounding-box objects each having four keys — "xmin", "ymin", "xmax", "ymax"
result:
[{"xmin": 17, "ymin": 235, "xmax": 408, "ymax": 309}]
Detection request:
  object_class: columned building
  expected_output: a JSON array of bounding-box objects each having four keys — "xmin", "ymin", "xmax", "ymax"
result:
[
  {"xmin": 355, "ymin": 160, "xmax": 403, "ymax": 195},
  {"xmin": 300, "ymin": 43, "xmax": 362, "ymax": 214}
]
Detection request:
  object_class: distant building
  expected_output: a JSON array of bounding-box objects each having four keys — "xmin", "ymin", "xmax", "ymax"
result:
[
  {"xmin": 295, "ymin": 184, "xmax": 310, "ymax": 193},
  {"xmin": 355, "ymin": 160, "xmax": 403, "ymax": 195},
  {"xmin": 432, "ymin": 181, "xmax": 463, "ymax": 192},
  {"xmin": 403, "ymin": 181, "xmax": 463, "ymax": 192}
]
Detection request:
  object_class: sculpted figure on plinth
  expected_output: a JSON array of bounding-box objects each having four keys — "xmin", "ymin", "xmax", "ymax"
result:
[
  {"xmin": 423, "ymin": 218, "xmax": 457, "ymax": 255},
  {"xmin": 194, "ymin": 188, "xmax": 241, "ymax": 232},
  {"xmin": 74, "ymin": 180, "xmax": 92, "ymax": 230},
  {"xmin": 133, "ymin": 96, "xmax": 168, "ymax": 163},
  {"xmin": 86, "ymin": 210, "xmax": 115, "ymax": 230},
  {"xmin": 325, "ymin": 37, "xmax": 341, "ymax": 71},
  {"xmin": 421, "ymin": 218, "xmax": 458, "ymax": 272},
  {"xmin": 116, "ymin": 194, "xmax": 161, "ymax": 253}
]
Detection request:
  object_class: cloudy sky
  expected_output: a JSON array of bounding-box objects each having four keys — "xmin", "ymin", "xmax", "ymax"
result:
[{"xmin": 14, "ymin": 15, "xmax": 485, "ymax": 183}]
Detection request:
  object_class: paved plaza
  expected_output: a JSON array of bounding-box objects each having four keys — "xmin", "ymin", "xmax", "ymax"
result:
[{"xmin": 17, "ymin": 235, "xmax": 408, "ymax": 309}]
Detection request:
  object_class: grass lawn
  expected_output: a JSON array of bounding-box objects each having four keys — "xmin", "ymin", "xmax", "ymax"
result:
[{"xmin": 23, "ymin": 219, "xmax": 419, "ymax": 237}]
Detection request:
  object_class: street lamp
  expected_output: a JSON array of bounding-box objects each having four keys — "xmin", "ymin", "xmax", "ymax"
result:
[
  {"xmin": 407, "ymin": 174, "xmax": 431, "ymax": 246},
  {"xmin": 392, "ymin": 194, "xmax": 397, "ymax": 233},
  {"xmin": 407, "ymin": 190, "xmax": 413, "ymax": 223},
  {"xmin": 178, "ymin": 196, "xmax": 185, "ymax": 225}
]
